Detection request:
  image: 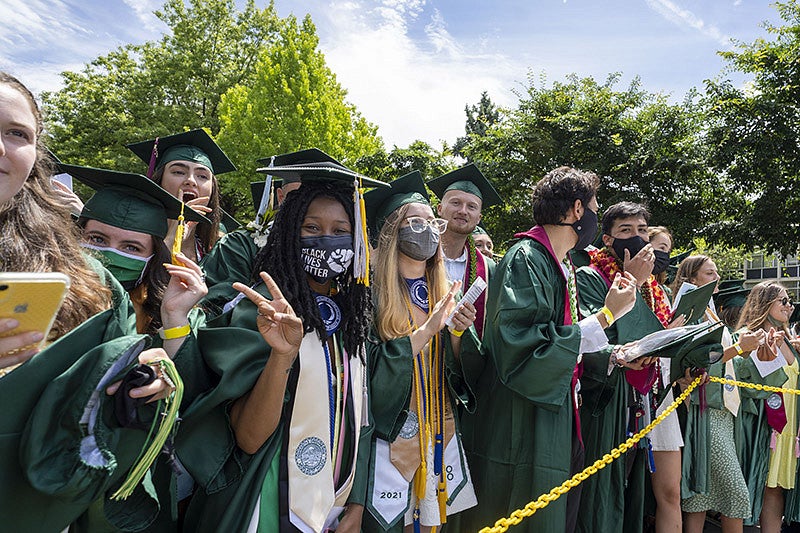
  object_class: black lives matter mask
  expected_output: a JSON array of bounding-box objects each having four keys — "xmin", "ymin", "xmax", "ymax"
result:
[{"xmin": 299, "ymin": 235, "xmax": 354, "ymax": 283}]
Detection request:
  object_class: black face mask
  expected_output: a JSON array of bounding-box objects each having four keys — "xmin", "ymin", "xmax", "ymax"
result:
[
  {"xmin": 611, "ymin": 235, "xmax": 647, "ymax": 261},
  {"xmin": 559, "ymin": 207, "xmax": 598, "ymax": 251},
  {"xmin": 652, "ymin": 250, "xmax": 670, "ymax": 275},
  {"xmin": 299, "ymin": 235, "xmax": 354, "ymax": 284}
]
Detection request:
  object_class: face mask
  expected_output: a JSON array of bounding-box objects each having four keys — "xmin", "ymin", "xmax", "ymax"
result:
[
  {"xmin": 82, "ymin": 244, "xmax": 152, "ymax": 290},
  {"xmin": 611, "ymin": 235, "xmax": 648, "ymax": 261},
  {"xmin": 559, "ymin": 207, "xmax": 598, "ymax": 251},
  {"xmin": 300, "ymin": 235, "xmax": 354, "ymax": 284},
  {"xmin": 652, "ymin": 250, "xmax": 670, "ymax": 275},
  {"xmin": 398, "ymin": 226, "xmax": 440, "ymax": 261}
]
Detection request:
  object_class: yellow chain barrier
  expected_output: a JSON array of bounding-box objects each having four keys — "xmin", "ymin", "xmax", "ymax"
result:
[
  {"xmin": 708, "ymin": 375, "xmax": 800, "ymax": 395},
  {"xmin": 479, "ymin": 374, "xmax": 800, "ymax": 533},
  {"xmin": 478, "ymin": 375, "xmax": 704, "ymax": 533}
]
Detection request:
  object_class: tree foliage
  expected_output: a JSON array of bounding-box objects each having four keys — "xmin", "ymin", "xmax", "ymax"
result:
[
  {"xmin": 354, "ymin": 140, "xmax": 452, "ymax": 183},
  {"xmin": 42, "ymin": 0, "xmax": 279, "ymax": 173},
  {"xmin": 461, "ymin": 73, "xmax": 728, "ymax": 249},
  {"xmin": 702, "ymin": 0, "xmax": 800, "ymax": 254},
  {"xmin": 216, "ymin": 14, "xmax": 382, "ymax": 215}
]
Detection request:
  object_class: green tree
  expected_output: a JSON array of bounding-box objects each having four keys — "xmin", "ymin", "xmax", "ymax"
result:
[
  {"xmin": 452, "ymin": 91, "xmax": 501, "ymax": 159},
  {"xmin": 42, "ymin": 0, "xmax": 279, "ymax": 172},
  {"xmin": 355, "ymin": 140, "xmax": 452, "ymax": 183},
  {"xmin": 463, "ymin": 73, "xmax": 727, "ymax": 248},
  {"xmin": 702, "ymin": 0, "xmax": 800, "ymax": 254},
  {"xmin": 217, "ymin": 14, "xmax": 382, "ymax": 214}
]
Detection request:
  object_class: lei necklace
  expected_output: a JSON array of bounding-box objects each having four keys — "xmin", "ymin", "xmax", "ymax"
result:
[{"xmin": 589, "ymin": 248, "xmax": 672, "ymax": 327}]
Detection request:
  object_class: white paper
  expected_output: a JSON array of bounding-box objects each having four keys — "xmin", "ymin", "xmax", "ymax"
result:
[
  {"xmin": 750, "ymin": 346, "xmax": 788, "ymax": 378},
  {"xmin": 670, "ymin": 281, "xmax": 697, "ymax": 312},
  {"xmin": 620, "ymin": 323, "xmax": 710, "ymax": 362}
]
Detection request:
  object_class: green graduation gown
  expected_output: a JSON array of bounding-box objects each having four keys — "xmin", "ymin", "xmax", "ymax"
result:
[
  {"xmin": 177, "ymin": 285, "xmax": 372, "ymax": 533},
  {"xmin": 574, "ymin": 265, "xmax": 665, "ymax": 533},
  {"xmin": 361, "ymin": 322, "xmax": 481, "ymax": 531},
  {"xmin": 200, "ymin": 228, "xmax": 260, "ymax": 316},
  {"xmin": 454, "ymin": 230, "xmax": 582, "ymax": 533}
]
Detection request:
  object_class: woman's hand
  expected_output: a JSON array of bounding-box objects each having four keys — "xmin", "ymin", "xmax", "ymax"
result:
[
  {"xmin": 738, "ymin": 329, "xmax": 765, "ymax": 353},
  {"xmin": 50, "ymin": 179, "xmax": 84, "ymax": 215},
  {"xmin": 160, "ymin": 253, "xmax": 208, "ymax": 325},
  {"xmin": 233, "ymin": 272, "xmax": 303, "ymax": 361},
  {"xmin": 105, "ymin": 348, "xmax": 175, "ymax": 403},
  {"xmin": 448, "ymin": 301, "xmax": 477, "ymax": 333},
  {"xmin": 421, "ymin": 281, "xmax": 461, "ymax": 336},
  {"xmin": 0, "ymin": 318, "xmax": 44, "ymax": 369}
]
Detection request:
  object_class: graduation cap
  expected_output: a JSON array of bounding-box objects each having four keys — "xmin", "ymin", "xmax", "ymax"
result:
[
  {"xmin": 257, "ymin": 154, "xmax": 388, "ymax": 285},
  {"xmin": 473, "ymin": 224, "xmax": 488, "ymax": 236},
  {"xmin": 126, "ymin": 129, "xmax": 236, "ymax": 178},
  {"xmin": 220, "ymin": 210, "xmax": 241, "ymax": 233},
  {"xmin": 427, "ymin": 163, "xmax": 502, "ymax": 208},
  {"xmin": 364, "ymin": 171, "xmax": 430, "ymax": 246},
  {"xmin": 713, "ymin": 287, "xmax": 750, "ymax": 310},
  {"xmin": 717, "ymin": 279, "xmax": 746, "ymax": 292},
  {"xmin": 61, "ymin": 164, "xmax": 210, "ymax": 239},
  {"xmin": 255, "ymin": 148, "xmax": 342, "ymax": 185},
  {"xmin": 250, "ymin": 181, "xmax": 269, "ymax": 213}
]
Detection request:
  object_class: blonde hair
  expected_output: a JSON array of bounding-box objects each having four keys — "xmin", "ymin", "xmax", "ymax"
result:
[
  {"xmin": 373, "ymin": 203, "xmax": 449, "ymax": 341},
  {"xmin": 670, "ymin": 254, "xmax": 711, "ymax": 295},
  {"xmin": 737, "ymin": 280, "xmax": 790, "ymax": 334}
]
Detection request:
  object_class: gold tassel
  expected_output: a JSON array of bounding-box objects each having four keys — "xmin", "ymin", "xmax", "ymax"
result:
[{"xmin": 172, "ymin": 202, "xmax": 186, "ymax": 266}]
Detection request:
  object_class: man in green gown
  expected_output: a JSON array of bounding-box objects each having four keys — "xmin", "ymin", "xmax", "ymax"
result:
[{"xmin": 455, "ymin": 166, "xmax": 637, "ymax": 533}]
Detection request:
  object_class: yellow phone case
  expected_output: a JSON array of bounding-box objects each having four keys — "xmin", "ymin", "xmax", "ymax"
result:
[{"xmin": 0, "ymin": 273, "xmax": 71, "ymax": 355}]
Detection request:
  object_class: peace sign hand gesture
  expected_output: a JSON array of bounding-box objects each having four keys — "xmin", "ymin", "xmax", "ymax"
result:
[{"xmin": 233, "ymin": 272, "xmax": 304, "ymax": 362}]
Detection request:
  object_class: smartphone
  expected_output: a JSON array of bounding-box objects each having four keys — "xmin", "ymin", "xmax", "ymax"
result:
[{"xmin": 0, "ymin": 273, "xmax": 71, "ymax": 354}]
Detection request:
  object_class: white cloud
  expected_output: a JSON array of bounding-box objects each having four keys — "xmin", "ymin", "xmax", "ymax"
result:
[
  {"xmin": 317, "ymin": 0, "xmax": 520, "ymax": 148},
  {"xmin": 644, "ymin": 0, "xmax": 732, "ymax": 47},
  {"xmin": 121, "ymin": 0, "xmax": 164, "ymax": 33},
  {"xmin": 0, "ymin": 0, "xmax": 90, "ymax": 49}
]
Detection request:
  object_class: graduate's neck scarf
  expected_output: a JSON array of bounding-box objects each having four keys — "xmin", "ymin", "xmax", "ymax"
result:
[
  {"xmin": 285, "ymin": 330, "xmax": 366, "ymax": 532},
  {"xmin": 463, "ymin": 236, "xmax": 488, "ymax": 338},
  {"xmin": 589, "ymin": 248, "xmax": 672, "ymax": 327}
]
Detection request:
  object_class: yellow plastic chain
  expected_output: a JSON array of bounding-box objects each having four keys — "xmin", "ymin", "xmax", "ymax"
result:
[
  {"xmin": 708, "ymin": 375, "xmax": 800, "ymax": 395},
  {"xmin": 478, "ymin": 375, "xmax": 704, "ymax": 533}
]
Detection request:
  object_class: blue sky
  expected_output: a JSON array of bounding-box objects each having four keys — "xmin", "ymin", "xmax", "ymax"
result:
[{"xmin": 0, "ymin": 0, "xmax": 781, "ymax": 148}]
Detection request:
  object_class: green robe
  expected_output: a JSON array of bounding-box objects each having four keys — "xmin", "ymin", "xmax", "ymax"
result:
[
  {"xmin": 200, "ymin": 228, "xmax": 260, "ymax": 316},
  {"xmin": 453, "ymin": 235, "xmax": 582, "ymax": 533},
  {"xmin": 177, "ymin": 285, "xmax": 372, "ymax": 532},
  {"xmin": 574, "ymin": 265, "xmax": 665, "ymax": 533},
  {"xmin": 361, "ymin": 323, "xmax": 481, "ymax": 532}
]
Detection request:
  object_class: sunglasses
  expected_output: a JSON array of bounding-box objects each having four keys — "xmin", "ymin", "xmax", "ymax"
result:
[{"xmin": 776, "ymin": 297, "xmax": 794, "ymax": 307}]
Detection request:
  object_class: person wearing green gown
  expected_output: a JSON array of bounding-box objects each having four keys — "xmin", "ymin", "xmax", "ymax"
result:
[
  {"xmin": 575, "ymin": 202, "xmax": 687, "ymax": 533},
  {"xmin": 427, "ymin": 164, "xmax": 502, "ymax": 338},
  {"xmin": 178, "ymin": 164, "xmax": 387, "ymax": 532},
  {"xmin": 201, "ymin": 148, "xmax": 341, "ymax": 316},
  {"xmin": 127, "ymin": 129, "xmax": 237, "ymax": 263},
  {"xmin": 671, "ymin": 257, "xmax": 769, "ymax": 533},
  {"xmin": 454, "ymin": 166, "xmax": 638, "ymax": 533},
  {"xmin": 472, "ymin": 225, "xmax": 495, "ymax": 259},
  {"xmin": 734, "ymin": 281, "xmax": 800, "ymax": 532},
  {"xmin": 361, "ymin": 171, "xmax": 481, "ymax": 531}
]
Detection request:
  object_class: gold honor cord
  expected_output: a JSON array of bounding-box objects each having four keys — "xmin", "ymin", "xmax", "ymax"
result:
[
  {"xmin": 478, "ymin": 375, "xmax": 705, "ymax": 533},
  {"xmin": 111, "ymin": 358, "xmax": 185, "ymax": 500},
  {"xmin": 171, "ymin": 202, "xmax": 186, "ymax": 266},
  {"xmin": 708, "ymin": 375, "xmax": 800, "ymax": 396}
]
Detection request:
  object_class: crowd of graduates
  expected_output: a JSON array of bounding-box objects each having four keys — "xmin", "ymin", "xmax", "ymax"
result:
[{"xmin": 4, "ymin": 70, "xmax": 800, "ymax": 533}]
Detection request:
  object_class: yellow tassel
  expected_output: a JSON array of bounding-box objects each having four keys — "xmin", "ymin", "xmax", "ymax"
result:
[
  {"xmin": 172, "ymin": 202, "xmax": 186, "ymax": 266},
  {"xmin": 438, "ymin": 478, "xmax": 448, "ymax": 521},
  {"xmin": 414, "ymin": 462, "xmax": 427, "ymax": 500},
  {"xmin": 359, "ymin": 186, "xmax": 370, "ymax": 287}
]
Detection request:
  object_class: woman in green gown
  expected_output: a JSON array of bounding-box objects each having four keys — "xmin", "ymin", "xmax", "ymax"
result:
[{"xmin": 362, "ymin": 171, "xmax": 480, "ymax": 532}]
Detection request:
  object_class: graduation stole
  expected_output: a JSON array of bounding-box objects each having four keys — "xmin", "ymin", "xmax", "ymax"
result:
[
  {"xmin": 589, "ymin": 248, "xmax": 672, "ymax": 327},
  {"xmin": 464, "ymin": 235, "xmax": 488, "ymax": 338},
  {"xmin": 287, "ymin": 331, "xmax": 366, "ymax": 531},
  {"xmin": 514, "ymin": 226, "xmax": 583, "ymax": 442}
]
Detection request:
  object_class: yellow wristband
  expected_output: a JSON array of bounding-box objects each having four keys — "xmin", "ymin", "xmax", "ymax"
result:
[
  {"xmin": 599, "ymin": 306, "xmax": 615, "ymax": 326},
  {"xmin": 733, "ymin": 342, "xmax": 744, "ymax": 355},
  {"xmin": 158, "ymin": 324, "xmax": 191, "ymax": 340},
  {"xmin": 448, "ymin": 327, "xmax": 464, "ymax": 337}
]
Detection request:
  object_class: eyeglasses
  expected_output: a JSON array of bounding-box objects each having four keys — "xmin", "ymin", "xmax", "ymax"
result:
[
  {"xmin": 405, "ymin": 216, "xmax": 448, "ymax": 234},
  {"xmin": 777, "ymin": 297, "xmax": 794, "ymax": 307}
]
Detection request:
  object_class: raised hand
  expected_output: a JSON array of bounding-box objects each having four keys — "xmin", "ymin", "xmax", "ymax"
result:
[
  {"xmin": 161, "ymin": 253, "xmax": 208, "ymax": 325},
  {"xmin": 0, "ymin": 318, "xmax": 43, "ymax": 370},
  {"xmin": 233, "ymin": 272, "xmax": 303, "ymax": 361},
  {"xmin": 105, "ymin": 348, "xmax": 175, "ymax": 403},
  {"xmin": 604, "ymin": 271, "xmax": 637, "ymax": 320},
  {"xmin": 422, "ymin": 281, "xmax": 462, "ymax": 335},
  {"xmin": 623, "ymin": 244, "xmax": 655, "ymax": 286}
]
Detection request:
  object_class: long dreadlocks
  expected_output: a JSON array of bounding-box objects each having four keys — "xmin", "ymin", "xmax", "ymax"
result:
[{"xmin": 252, "ymin": 181, "xmax": 372, "ymax": 359}]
